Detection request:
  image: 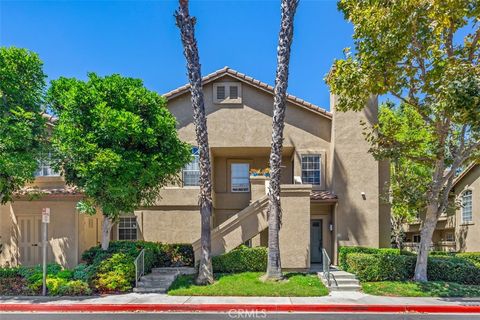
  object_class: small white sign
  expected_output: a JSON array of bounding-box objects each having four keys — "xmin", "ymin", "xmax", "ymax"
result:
[{"xmin": 42, "ymin": 208, "xmax": 50, "ymax": 224}]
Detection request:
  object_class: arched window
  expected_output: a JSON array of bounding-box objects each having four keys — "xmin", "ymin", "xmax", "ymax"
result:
[
  {"xmin": 461, "ymin": 190, "xmax": 473, "ymax": 224},
  {"xmin": 182, "ymin": 147, "xmax": 200, "ymax": 186}
]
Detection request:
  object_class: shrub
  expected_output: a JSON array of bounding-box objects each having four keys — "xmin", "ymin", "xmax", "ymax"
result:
[
  {"xmin": 346, "ymin": 253, "xmax": 415, "ymax": 281},
  {"xmin": 346, "ymin": 253, "xmax": 480, "ymax": 284},
  {"xmin": 73, "ymin": 263, "xmax": 93, "ymax": 282},
  {"xmin": 58, "ymin": 280, "xmax": 91, "ymax": 296},
  {"xmin": 0, "ymin": 267, "xmax": 19, "ymax": 278},
  {"xmin": 93, "ymin": 253, "xmax": 135, "ymax": 293},
  {"xmin": 18, "ymin": 263, "xmax": 62, "ymax": 282},
  {"xmin": 158, "ymin": 243, "xmax": 194, "ymax": 267},
  {"xmin": 338, "ymin": 247, "xmax": 413, "ymax": 271},
  {"xmin": 456, "ymin": 253, "xmax": 480, "ymax": 266},
  {"xmin": 212, "ymin": 246, "xmax": 267, "ymax": 273},
  {"xmin": 56, "ymin": 269, "xmax": 74, "ymax": 280}
]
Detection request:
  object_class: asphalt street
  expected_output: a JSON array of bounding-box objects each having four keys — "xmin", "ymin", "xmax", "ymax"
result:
[{"xmin": 1, "ymin": 312, "xmax": 479, "ymax": 320}]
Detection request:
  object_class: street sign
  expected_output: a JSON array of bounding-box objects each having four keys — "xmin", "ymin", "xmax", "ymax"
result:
[
  {"xmin": 41, "ymin": 208, "xmax": 50, "ymax": 296},
  {"xmin": 42, "ymin": 208, "xmax": 50, "ymax": 223}
]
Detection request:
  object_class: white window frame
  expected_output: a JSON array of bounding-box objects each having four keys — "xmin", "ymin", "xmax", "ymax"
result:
[
  {"xmin": 35, "ymin": 153, "xmax": 60, "ymax": 177},
  {"xmin": 231, "ymin": 163, "xmax": 250, "ymax": 193},
  {"xmin": 182, "ymin": 147, "xmax": 200, "ymax": 187},
  {"xmin": 117, "ymin": 216, "xmax": 138, "ymax": 241},
  {"xmin": 213, "ymin": 82, "xmax": 242, "ymax": 104},
  {"xmin": 445, "ymin": 232, "xmax": 455, "ymax": 242},
  {"xmin": 301, "ymin": 154, "xmax": 321, "ymax": 186},
  {"xmin": 461, "ymin": 189, "xmax": 473, "ymax": 224}
]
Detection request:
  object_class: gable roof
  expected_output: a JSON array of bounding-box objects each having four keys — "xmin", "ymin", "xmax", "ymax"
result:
[
  {"xmin": 453, "ymin": 162, "xmax": 479, "ymax": 188},
  {"xmin": 163, "ymin": 67, "xmax": 332, "ymax": 119}
]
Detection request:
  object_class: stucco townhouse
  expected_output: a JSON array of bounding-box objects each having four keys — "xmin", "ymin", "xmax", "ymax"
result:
[
  {"xmin": 0, "ymin": 67, "xmax": 391, "ymax": 269},
  {"xmin": 404, "ymin": 163, "xmax": 480, "ymax": 253}
]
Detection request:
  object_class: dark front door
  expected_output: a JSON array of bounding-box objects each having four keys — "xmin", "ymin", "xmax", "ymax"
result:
[{"xmin": 310, "ymin": 220, "xmax": 323, "ymax": 263}]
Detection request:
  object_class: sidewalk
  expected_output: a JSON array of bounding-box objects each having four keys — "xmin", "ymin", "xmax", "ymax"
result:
[{"xmin": 1, "ymin": 292, "xmax": 480, "ymax": 313}]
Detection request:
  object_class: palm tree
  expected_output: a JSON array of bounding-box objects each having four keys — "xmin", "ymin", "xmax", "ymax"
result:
[
  {"xmin": 175, "ymin": 0, "xmax": 214, "ymax": 285},
  {"xmin": 266, "ymin": 0, "xmax": 299, "ymax": 280}
]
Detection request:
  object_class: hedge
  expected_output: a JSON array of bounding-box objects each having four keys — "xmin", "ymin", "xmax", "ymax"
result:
[
  {"xmin": 338, "ymin": 246, "xmax": 414, "ymax": 271},
  {"xmin": 212, "ymin": 245, "xmax": 267, "ymax": 273},
  {"xmin": 456, "ymin": 253, "xmax": 480, "ymax": 266},
  {"xmin": 346, "ymin": 253, "xmax": 480, "ymax": 284}
]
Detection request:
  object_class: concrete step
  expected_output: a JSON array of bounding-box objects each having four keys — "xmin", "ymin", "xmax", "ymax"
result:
[
  {"xmin": 151, "ymin": 267, "xmax": 195, "ymax": 274},
  {"xmin": 141, "ymin": 274, "xmax": 176, "ymax": 281},
  {"xmin": 137, "ymin": 280, "xmax": 173, "ymax": 287},
  {"xmin": 133, "ymin": 287, "xmax": 168, "ymax": 293},
  {"xmin": 334, "ymin": 279, "xmax": 360, "ymax": 285},
  {"xmin": 329, "ymin": 285, "xmax": 361, "ymax": 292}
]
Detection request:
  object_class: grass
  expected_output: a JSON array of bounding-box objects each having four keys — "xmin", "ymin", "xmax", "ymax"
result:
[
  {"xmin": 168, "ymin": 272, "xmax": 329, "ymax": 297},
  {"xmin": 362, "ymin": 281, "xmax": 480, "ymax": 297}
]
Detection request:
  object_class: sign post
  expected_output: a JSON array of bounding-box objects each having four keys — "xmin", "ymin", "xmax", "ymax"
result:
[{"xmin": 41, "ymin": 208, "xmax": 50, "ymax": 296}]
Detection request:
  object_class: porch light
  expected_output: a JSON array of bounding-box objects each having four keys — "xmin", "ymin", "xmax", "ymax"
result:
[
  {"xmin": 361, "ymin": 192, "xmax": 366, "ymax": 200},
  {"xmin": 329, "ymin": 224, "xmax": 333, "ymax": 232}
]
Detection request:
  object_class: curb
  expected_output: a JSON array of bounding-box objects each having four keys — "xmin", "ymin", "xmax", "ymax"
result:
[{"xmin": 1, "ymin": 304, "xmax": 480, "ymax": 313}]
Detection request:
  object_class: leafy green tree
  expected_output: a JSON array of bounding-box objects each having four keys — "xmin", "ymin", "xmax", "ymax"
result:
[
  {"xmin": 0, "ymin": 47, "xmax": 47, "ymax": 204},
  {"xmin": 47, "ymin": 73, "xmax": 192, "ymax": 250},
  {"xmin": 327, "ymin": 0, "xmax": 480, "ymax": 281},
  {"xmin": 375, "ymin": 104, "xmax": 433, "ymax": 249}
]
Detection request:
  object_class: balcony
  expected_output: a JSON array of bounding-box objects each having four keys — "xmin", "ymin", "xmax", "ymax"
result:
[{"xmin": 403, "ymin": 241, "xmax": 456, "ymax": 253}]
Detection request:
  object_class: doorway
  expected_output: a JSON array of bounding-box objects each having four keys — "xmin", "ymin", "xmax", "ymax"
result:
[
  {"xmin": 18, "ymin": 215, "xmax": 43, "ymax": 266},
  {"xmin": 310, "ymin": 219, "xmax": 323, "ymax": 263}
]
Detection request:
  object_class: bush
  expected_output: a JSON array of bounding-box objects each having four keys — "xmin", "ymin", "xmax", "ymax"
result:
[
  {"xmin": 456, "ymin": 253, "xmax": 480, "ymax": 266},
  {"xmin": 338, "ymin": 247, "xmax": 413, "ymax": 271},
  {"xmin": 158, "ymin": 243, "xmax": 194, "ymax": 268},
  {"xmin": 0, "ymin": 267, "xmax": 19, "ymax": 278},
  {"xmin": 93, "ymin": 253, "xmax": 135, "ymax": 293},
  {"xmin": 72, "ymin": 263, "xmax": 93, "ymax": 282},
  {"xmin": 18, "ymin": 263, "xmax": 62, "ymax": 282},
  {"xmin": 346, "ymin": 253, "xmax": 415, "ymax": 281},
  {"xmin": 212, "ymin": 246, "xmax": 267, "ymax": 273},
  {"xmin": 346, "ymin": 253, "xmax": 480, "ymax": 284},
  {"xmin": 58, "ymin": 280, "xmax": 91, "ymax": 296}
]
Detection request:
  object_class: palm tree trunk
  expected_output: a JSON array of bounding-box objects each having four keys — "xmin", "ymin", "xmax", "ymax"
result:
[
  {"xmin": 175, "ymin": 0, "xmax": 214, "ymax": 285},
  {"xmin": 266, "ymin": 0, "xmax": 299, "ymax": 280}
]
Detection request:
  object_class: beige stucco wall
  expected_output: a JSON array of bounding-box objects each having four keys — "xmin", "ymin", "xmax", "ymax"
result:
[
  {"xmin": 330, "ymin": 95, "xmax": 391, "ymax": 249},
  {"xmin": 132, "ymin": 208, "xmax": 201, "ymax": 244},
  {"xmin": 454, "ymin": 165, "xmax": 480, "ymax": 252},
  {"xmin": 0, "ymin": 195, "xmax": 87, "ymax": 268}
]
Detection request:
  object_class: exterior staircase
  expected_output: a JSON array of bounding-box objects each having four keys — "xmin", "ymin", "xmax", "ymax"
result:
[
  {"xmin": 133, "ymin": 267, "xmax": 195, "ymax": 293},
  {"xmin": 318, "ymin": 268, "xmax": 361, "ymax": 292},
  {"xmin": 192, "ymin": 195, "xmax": 269, "ymax": 260}
]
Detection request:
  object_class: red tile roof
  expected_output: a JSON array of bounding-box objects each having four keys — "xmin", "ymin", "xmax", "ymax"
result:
[
  {"xmin": 163, "ymin": 67, "xmax": 332, "ymax": 119},
  {"xmin": 310, "ymin": 190, "xmax": 338, "ymax": 201}
]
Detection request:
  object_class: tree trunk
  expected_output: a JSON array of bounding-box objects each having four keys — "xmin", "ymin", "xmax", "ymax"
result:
[
  {"xmin": 101, "ymin": 216, "xmax": 113, "ymax": 251},
  {"xmin": 413, "ymin": 203, "xmax": 438, "ymax": 281},
  {"xmin": 175, "ymin": 0, "xmax": 214, "ymax": 285},
  {"xmin": 266, "ymin": 0, "xmax": 299, "ymax": 280}
]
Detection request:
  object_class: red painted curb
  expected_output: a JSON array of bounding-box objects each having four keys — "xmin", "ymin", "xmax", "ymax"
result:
[{"xmin": 0, "ymin": 304, "xmax": 480, "ymax": 313}]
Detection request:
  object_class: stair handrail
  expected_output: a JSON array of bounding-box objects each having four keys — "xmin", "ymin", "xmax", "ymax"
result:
[
  {"xmin": 134, "ymin": 249, "xmax": 145, "ymax": 288},
  {"xmin": 322, "ymin": 248, "xmax": 331, "ymax": 286}
]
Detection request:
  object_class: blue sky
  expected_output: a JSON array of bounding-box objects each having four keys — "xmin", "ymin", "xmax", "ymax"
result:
[{"xmin": 0, "ymin": 0, "xmax": 354, "ymax": 110}]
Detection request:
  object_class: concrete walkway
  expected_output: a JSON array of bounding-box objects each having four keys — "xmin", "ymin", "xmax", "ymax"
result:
[{"xmin": 1, "ymin": 291, "xmax": 480, "ymax": 306}]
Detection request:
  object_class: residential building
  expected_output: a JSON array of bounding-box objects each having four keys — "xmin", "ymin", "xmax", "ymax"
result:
[
  {"xmin": 404, "ymin": 163, "xmax": 480, "ymax": 252},
  {"xmin": 0, "ymin": 67, "xmax": 391, "ymax": 269}
]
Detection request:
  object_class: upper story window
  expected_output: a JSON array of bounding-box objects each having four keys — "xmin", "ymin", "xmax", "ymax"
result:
[
  {"xmin": 461, "ymin": 190, "xmax": 473, "ymax": 224},
  {"xmin": 301, "ymin": 155, "xmax": 321, "ymax": 185},
  {"xmin": 231, "ymin": 163, "xmax": 250, "ymax": 192},
  {"xmin": 182, "ymin": 147, "xmax": 200, "ymax": 187},
  {"xmin": 35, "ymin": 153, "xmax": 60, "ymax": 177},
  {"xmin": 213, "ymin": 82, "xmax": 242, "ymax": 104},
  {"xmin": 118, "ymin": 216, "xmax": 137, "ymax": 241}
]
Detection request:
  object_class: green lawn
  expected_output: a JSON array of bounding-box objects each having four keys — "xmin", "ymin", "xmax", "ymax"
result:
[
  {"xmin": 362, "ymin": 281, "xmax": 480, "ymax": 297},
  {"xmin": 168, "ymin": 272, "xmax": 329, "ymax": 297}
]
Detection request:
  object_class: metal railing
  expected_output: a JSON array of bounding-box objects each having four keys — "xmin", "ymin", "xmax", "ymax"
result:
[
  {"xmin": 134, "ymin": 249, "xmax": 145, "ymax": 287},
  {"xmin": 322, "ymin": 248, "xmax": 331, "ymax": 287}
]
